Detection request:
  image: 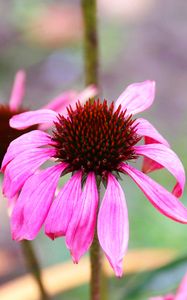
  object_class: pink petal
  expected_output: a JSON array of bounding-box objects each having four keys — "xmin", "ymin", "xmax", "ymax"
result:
[
  {"xmin": 142, "ymin": 155, "xmax": 163, "ymax": 174},
  {"xmin": 11, "ymin": 163, "xmax": 67, "ymax": 241},
  {"xmin": 44, "ymin": 85, "xmax": 97, "ymax": 113},
  {"xmin": 9, "ymin": 70, "xmax": 26, "ymax": 111},
  {"xmin": 45, "ymin": 171, "xmax": 82, "ymax": 239},
  {"xmin": 75, "ymin": 85, "xmax": 98, "ymax": 105},
  {"xmin": 98, "ymin": 173, "xmax": 129, "ymax": 277},
  {"xmin": 43, "ymin": 91, "xmax": 77, "ymax": 112},
  {"xmin": 121, "ymin": 163, "xmax": 187, "ymax": 223},
  {"xmin": 2, "ymin": 147, "xmax": 56, "ymax": 199},
  {"xmin": 149, "ymin": 296, "xmax": 174, "ymax": 300},
  {"xmin": 134, "ymin": 118, "xmax": 169, "ymax": 147},
  {"xmin": 115, "ymin": 80, "xmax": 155, "ymax": 115},
  {"xmin": 10, "ymin": 109, "xmax": 58, "ymax": 130},
  {"xmin": 134, "ymin": 144, "xmax": 185, "ymax": 197},
  {"xmin": 39, "ymin": 86, "xmax": 97, "ymax": 131},
  {"xmin": 176, "ymin": 293, "xmax": 187, "ymax": 300},
  {"xmin": 7, "ymin": 194, "xmax": 19, "ymax": 215},
  {"xmin": 141, "ymin": 138, "xmax": 164, "ymax": 173},
  {"xmin": 1, "ymin": 130, "xmax": 54, "ymax": 172},
  {"xmin": 134, "ymin": 118, "xmax": 170, "ymax": 173},
  {"xmin": 175, "ymin": 273, "xmax": 187, "ymax": 300},
  {"xmin": 66, "ymin": 172, "xmax": 98, "ymax": 263}
]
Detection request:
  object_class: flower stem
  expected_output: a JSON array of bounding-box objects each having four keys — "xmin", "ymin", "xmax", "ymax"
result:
[
  {"xmin": 81, "ymin": 0, "xmax": 99, "ymax": 87},
  {"xmin": 90, "ymin": 231, "xmax": 102, "ymax": 300},
  {"xmin": 21, "ymin": 240, "xmax": 49, "ymax": 300},
  {"xmin": 90, "ymin": 178, "xmax": 108, "ymax": 300},
  {"xmin": 81, "ymin": 1, "xmax": 103, "ymax": 299}
]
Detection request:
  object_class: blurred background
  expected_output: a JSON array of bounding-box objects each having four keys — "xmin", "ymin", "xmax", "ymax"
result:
[{"xmin": 1, "ymin": 0, "xmax": 187, "ymax": 299}]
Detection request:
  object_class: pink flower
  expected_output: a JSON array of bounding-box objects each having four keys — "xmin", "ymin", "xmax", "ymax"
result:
[
  {"xmin": 0, "ymin": 70, "xmax": 31, "ymax": 165},
  {"xmin": 1, "ymin": 80, "xmax": 186, "ymax": 277},
  {"xmin": 149, "ymin": 272, "xmax": 187, "ymax": 300},
  {"xmin": 0, "ymin": 70, "xmax": 97, "ymax": 164},
  {"xmin": 0, "ymin": 70, "xmax": 97, "ymax": 211}
]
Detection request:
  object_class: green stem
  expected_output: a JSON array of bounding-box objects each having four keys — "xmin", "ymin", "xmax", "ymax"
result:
[
  {"xmin": 21, "ymin": 240, "xmax": 49, "ymax": 300},
  {"xmin": 81, "ymin": 0, "xmax": 99, "ymax": 87}
]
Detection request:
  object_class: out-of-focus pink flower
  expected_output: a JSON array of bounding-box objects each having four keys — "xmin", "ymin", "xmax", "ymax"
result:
[
  {"xmin": 24, "ymin": 4, "xmax": 83, "ymax": 48},
  {"xmin": 1, "ymin": 80, "xmax": 186, "ymax": 277},
  {"xmin": 0, "ymin": 70, "xmax": 34, "ymax": 165},
  {"xmin": 0, "ymin": 70, "xmax": 97, "ymax": 164},
  {"xmin": 149, "ymin": 272, "xmax": 187, "ymax": 300}
]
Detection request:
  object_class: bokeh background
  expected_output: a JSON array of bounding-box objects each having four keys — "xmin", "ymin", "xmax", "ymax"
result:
[{"xmin": 1, "ymin": 0, "xmax": 187, "ymax": 299}]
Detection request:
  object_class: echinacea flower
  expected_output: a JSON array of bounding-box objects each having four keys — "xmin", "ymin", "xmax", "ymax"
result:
[
  {"xmin": 0, "ymin": 70, "xmax": 97, "ymax": 164},
  {"xmin": 1, "ymin": 80, "xmax": 187, "ymax": 277},
  {"xmin": 149, "ymin": 272, "xmax": 187, "ymax": 300},
  {"xmin": 0, "ymin": 70, "xmax": 97, "ymax": 163},
  {"xmin": 0, "ymin": 70, "xmax": 97, "ymax": 211},
  {"xmin": 0, "ymin": 70, "xmax": 34, "ymax": 165}
]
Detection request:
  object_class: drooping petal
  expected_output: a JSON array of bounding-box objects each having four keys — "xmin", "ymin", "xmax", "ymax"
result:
[
  {"xmin": 11, "ymin": 163, "xmax": 67, "ymax": 241},
  {"xmin": 121, "ymin": 163, "xmax": 187, "ymax": 223},
  {"xmin": 98, "ymin": 173, "xmax": 129, "ymax": 277},
  {"xmin": 134, "ymin": 118, "xmax": 170, "ymax": 173},
  {"xmin": 115, "ymin": 80, "xmax": 155, "ymax": 115},
  {"xmin": 134, "ymin": 144, "xmax": 185, "ymax": 197},
  {"xmin": 45, "ymin": 171, "xmax": 82, "ymax": 239},
  {"xmin": 1, "ymin": 130, "xmax": 54, "ymax": 171},
  {"xmin": 66, "ymin": 172, "xmax": 98, "ymax": 263},
  {"xmin": 9, "ymin": 70, "xmax": 26, "ymax": 111},
  {"xmin": 10, "ymin": 109, "xmax": 58, "ymax": 130},
  {"xmin": 2, "ymin": 147, "xmax": 56, "ymax": 198},
  {"xmin": 175, "ymin": 273, "xmax": 187, "ymax": 300}
]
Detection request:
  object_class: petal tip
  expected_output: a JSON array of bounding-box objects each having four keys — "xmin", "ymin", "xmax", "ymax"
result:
[
  {"xmin": 144, "ymin": 79, "xmax": 156, "ymax": 87},
  {"xmin": 113, "ymin": 263, "xmax": 123, "ymax": 277},
  {"xmin": 144, "ymin": 79, "xmax": 156, "ymax": 94},
  {"xmin": 72, "ymin": 254, "xmax": 79, "ymax": 264},
  {"xmin": 9, "ymin": 116, "xmax": 19, "ymax": 129},
  {"xmin": 45, "ymin": 231, "xmax": 55, "ymax": 240}
]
